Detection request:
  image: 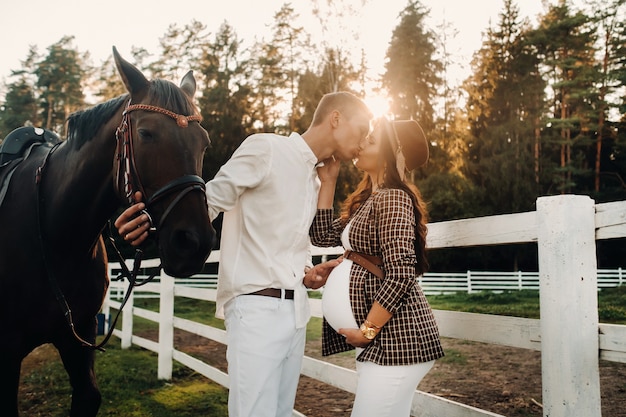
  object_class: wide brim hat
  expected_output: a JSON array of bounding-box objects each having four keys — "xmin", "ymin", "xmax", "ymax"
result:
[{"xmin": 387, "ymin": 119, "xmax": 429, "ymax": 172}]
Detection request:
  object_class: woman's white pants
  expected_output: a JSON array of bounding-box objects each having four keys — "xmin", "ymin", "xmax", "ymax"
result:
[{"xmin": 351, "ymin": 355, "xmax": 435, "ymax": 417}]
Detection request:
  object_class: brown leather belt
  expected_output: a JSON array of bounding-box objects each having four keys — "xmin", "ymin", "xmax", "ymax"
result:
[
  {"xmin": 344, "ymin": 250, "xmax": 384, "ymax": 279},
  {"xmin": 246, "ymin": 288, "xmax": 295, "ymax": 299}
]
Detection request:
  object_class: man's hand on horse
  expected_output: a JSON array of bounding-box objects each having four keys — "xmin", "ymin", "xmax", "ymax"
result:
[{"xmin": 114, "ymin": 191, "xmax": 150, "ymax": 246}]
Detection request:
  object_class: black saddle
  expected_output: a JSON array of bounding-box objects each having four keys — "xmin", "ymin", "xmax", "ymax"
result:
[
  {"xmin": 0, "ymin": 126, "xmax": 62, "ymax": 206},
  {"xmin": 0, "ymin": 126, "xmax": 61, "ymax": 166}
]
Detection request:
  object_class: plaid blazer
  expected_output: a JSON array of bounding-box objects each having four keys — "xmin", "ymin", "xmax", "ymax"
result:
[{"xmin": 310, "ymin": 188, "xmax": 444, "ymax": 365}]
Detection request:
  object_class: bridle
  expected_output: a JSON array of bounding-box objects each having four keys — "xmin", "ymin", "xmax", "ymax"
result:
[
  {"xmin": 35, "ymin": 99, "xmax": 209, "ymax": 351},
  {"xmin": 114, "ymin": 100, "xmax": 207, "ymax": 232}
]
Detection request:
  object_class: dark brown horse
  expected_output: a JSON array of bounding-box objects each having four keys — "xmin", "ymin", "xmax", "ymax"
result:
[{"xmin": 0, "ymin": 47, "xmax": 215, "ymax": 416}]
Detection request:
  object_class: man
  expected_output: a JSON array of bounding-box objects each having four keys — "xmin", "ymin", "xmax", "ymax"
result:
[{"xmin": 116, "ymin": 91, "xmax": 373, "ymax": 417}]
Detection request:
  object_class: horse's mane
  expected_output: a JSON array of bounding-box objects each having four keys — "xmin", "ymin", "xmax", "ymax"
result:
[
  {"xmin": 66, "ymin": 78, "xmax": 198, "ymax": 148},
  {"xmin": 66, "ymin": 94, "xmax": 127, "ymax": 147}
]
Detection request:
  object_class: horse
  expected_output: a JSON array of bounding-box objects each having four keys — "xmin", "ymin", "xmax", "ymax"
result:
[{"xmin": 0, "ymin": 47, "xmax": 216, "ymax": 417}]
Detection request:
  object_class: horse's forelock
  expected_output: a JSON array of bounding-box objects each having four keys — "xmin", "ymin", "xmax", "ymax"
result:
[
  {"xmin": 67, "ymin": 95, "xmax": 128, "ymax": 145},
  {"xmin": 148, "ymin": 79, "xmax": 198, "ymax": 116}
]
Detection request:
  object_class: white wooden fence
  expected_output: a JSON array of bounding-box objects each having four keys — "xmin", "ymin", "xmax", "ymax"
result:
[
  {"xmin": 108, "ymin": 268, "xmax": 625, "ymax": 298},
  {"xmin": 102, "ymin": 195, "xmax": 626, "ymax": 417}
]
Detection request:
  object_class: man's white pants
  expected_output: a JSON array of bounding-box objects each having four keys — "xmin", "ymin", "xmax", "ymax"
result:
[{"xmin": 225, "ymin": 294, "xmax": 306, "ymax": 417}]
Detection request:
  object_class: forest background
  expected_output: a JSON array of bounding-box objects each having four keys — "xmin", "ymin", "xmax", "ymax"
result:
[{"xmin": 1, "ymin": 0, "xmax": 626, "ymax": 272}]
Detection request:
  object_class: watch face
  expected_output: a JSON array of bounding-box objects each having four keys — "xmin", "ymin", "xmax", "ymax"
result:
[{"xmin": 360, "ymin": 323, "xmax": 377, "ymax": 340}]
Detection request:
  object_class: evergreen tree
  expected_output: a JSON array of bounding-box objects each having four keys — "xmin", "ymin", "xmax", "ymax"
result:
[
  {"xmin": 197, "ymin": 22, "xmax": 255, "ymax": 181},
  {"xmin": 249, "ymin": 38, "xmax": 286, "ymax": 133},
  {"xmin": 35, "ymin": 36, "xmax": 86, "ymax": 135},
  {"xmin": 292, "ymin": 69, "xmax": 324, "ymax": 133},
  {"xmin": 0, "ymin": 80, "xmax": 38, "ymax": 136},
  {"xmin": 463, "ymin": 0, "xmax": 546, "ymax": 214},
  {"xmin": 531, "ymin": 2, "xmax": 599, "ymax": 194},
  {"xmin": 587, "ymin": 0, "xmax": 626, "ymax": 197},
  {"xmin": 310, "ymin": 0, "xmax": 363, "ymax": 94},
  {"xmin": 268, "ymin": 3, "xmax": 313, "ymax": 132},
  {"xmin": 382, "ymin": 0, "xmax": 442, "ymax": 133},
  {"xmin": 416, "ymin": 11, "xmax": 479, "ymax": 223},
  {"xmin": 0, "ymin": 46, "xmax": 41, "ymax": 137},
  {"xmin": 90, "ymin": 56, "xmax": 127, "ymax": 101},
  {"xmin": 152, "ymin": 20, "xmax": 211, "ymax": 82}
]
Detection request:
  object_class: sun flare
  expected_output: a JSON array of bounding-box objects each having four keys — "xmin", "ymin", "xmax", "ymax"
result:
[{"xmin": 364, "ymin": 94, "xmax": 391, "ymax": 120}]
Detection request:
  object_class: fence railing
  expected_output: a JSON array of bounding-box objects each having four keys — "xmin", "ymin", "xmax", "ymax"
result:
[
  {"xmin": 102, "ymin": 195, "xmax": 626, "ymax": 417},
  {"xmin": 108, "ymin": 267, "xmax": 625, "ymax": 299}
]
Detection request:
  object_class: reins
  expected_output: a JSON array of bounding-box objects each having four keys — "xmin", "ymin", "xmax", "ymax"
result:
[{"xmin": 35, "ymin": 99, "xmax": 206, "ymax": 351}]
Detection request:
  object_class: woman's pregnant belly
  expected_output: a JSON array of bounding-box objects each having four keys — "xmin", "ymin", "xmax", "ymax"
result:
[{"xmin": 322, "ymin": 259, "xmax": 358, "ymax": 332}]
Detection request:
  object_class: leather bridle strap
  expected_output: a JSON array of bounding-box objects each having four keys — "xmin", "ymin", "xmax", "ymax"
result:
[
  {"xmin": 125, "ymin": 103, "xmax": 202, "ymax": 127},
  {"xmin": 145, "ymin": 174, "xmax": 206, "ymax": 231},
  {"xmin": 114, "ymin": 100, "xmax": 206, "ymax": 232}
]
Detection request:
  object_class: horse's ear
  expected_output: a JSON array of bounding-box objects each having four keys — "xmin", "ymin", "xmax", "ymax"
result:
[
  {"xmin": 112, "ymin": 46, "xmax": 150, "ymax": 96},
  {"xmin": 180, "ymin": 71, "xmax": 196, "ymax": 99}
]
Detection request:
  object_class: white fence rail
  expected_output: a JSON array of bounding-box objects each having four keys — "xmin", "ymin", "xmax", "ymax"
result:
[
  {"xmin": 102, "ymin": 195, "xmax": 626, "ymax": 417},
  {"xmin": 108, "ymin": 268, "xmax": 625, "ymax": 299}
]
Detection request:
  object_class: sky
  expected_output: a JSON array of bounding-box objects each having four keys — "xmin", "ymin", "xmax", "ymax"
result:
[{"xmin": 0, "ymin": 0, "xmax": 556, "ymax": 109}]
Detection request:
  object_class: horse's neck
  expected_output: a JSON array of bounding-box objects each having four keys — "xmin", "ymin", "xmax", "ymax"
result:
[{"xmin": 44, "ymin": 131, "xmax": 120, "ymax": 242}]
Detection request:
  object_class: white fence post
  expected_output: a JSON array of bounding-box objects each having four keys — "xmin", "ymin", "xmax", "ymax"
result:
[
  {"xmin": 101, "ymin": 283, "xmax": 111, "ymax": 332},
  {"xmin": 467, "ymin": 270, "xmax": 472, "ymax": 293},
  {"xmin": 158, "ymin": 273, "xmax": 175, "ymax": 380},
  {"xmin": 120, "ymin": 279, "xmax": 134, "ymax": 349},
  {"xmin": 536, "ymin": 195, "xmax": 601, "ymax": 417}
]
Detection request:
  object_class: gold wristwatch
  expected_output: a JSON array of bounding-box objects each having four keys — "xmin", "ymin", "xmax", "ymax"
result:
[{"xmin": 360, "ymin": 322, "xmax": 379, "ymax": 340}]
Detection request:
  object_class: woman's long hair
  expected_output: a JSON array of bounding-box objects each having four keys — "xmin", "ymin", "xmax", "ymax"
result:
[{"xmin": 339, "ymin": 119, "xmax": 429, "ymax": 275}]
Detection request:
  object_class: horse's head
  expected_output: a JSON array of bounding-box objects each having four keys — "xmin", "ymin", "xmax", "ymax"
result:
[{"xmin": 112, "ymin": 47, "xmax": 215, "ymax": 277}]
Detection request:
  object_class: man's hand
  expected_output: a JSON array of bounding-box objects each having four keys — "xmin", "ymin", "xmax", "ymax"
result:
[
  {"xmin": 114, "ymin": 191, "xmax": 150, "ymax": 246},
  {"xmin": 303, "ymin": 257, "xmax": 343, "ymax": 289}
]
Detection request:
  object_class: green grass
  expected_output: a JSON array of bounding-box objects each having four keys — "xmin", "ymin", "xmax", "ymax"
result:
[
  {"xmin": 20, "ymin": 344, "xmax": 228, "ymax": 417},
  {"xmin": 436, "ymin": 347, "xmax": 468, "ymax": 365},
  {"xmin": 427, "ymin": 289, "xmax": 542, "ymax": 318},
  {"xmin": 426, "ymin": 286, "xmax": 626, "ymax": 324}
]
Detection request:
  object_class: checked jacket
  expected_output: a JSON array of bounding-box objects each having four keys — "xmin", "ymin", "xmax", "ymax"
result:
[{"xmin": 310, "ymin": 188, "xmax": 444, "ymax": 365}]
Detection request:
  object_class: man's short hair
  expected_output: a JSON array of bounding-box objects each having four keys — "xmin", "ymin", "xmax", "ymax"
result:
[{"xmin": 310, "ymin": 92, "xmax": 372, "ymax": 126}]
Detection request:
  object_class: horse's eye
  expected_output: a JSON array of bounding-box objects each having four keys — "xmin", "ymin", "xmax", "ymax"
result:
[{"xmin": 138, "ymin": 129, "xmax": 154, "ymax": 140}]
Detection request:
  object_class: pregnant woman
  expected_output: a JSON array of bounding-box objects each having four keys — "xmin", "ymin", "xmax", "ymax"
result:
[{"xmin": 310, "ymin": 118, "xmax": 444, "ymax": 417}]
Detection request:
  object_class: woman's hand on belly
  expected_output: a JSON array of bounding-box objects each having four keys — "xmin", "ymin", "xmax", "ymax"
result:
[{"xmin": 339, "ymin": 327, "xmax": 372, "ymax": 348}]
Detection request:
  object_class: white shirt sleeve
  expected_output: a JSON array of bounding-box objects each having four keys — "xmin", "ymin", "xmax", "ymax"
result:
[{"xmin": 205, "ymin": 135, "xmax": 272, "ymax": 221}]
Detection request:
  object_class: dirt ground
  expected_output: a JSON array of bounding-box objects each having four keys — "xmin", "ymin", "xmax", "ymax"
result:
[{"xmin": 21, "ymin": 330, "xmax": 626, "ymax": 417}]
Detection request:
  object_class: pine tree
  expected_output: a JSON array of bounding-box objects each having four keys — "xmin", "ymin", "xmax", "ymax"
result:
[
  {"xmin": 268, "ymin": 3, "xmax": 313, "ymax": 132},
  {"xmin": 197, "ymin": 22, "xmax": 255, "ymax": 181},
  {"xmin": 587, "ymin": 0, "xmax": 626, "ymax": 195},
  {"xmin": 382, "ymin": 0, "xmax": 442, "ymax": 132},
  {"xmin": 530, "ymin": 2, "xmax": 599, "ymax": 194},
  {"xmin": 35, "ymin": 36, "xmax": 86, "ymax": 135},
  {"xmin": 151, "ymin": 20, "xmax": 210, "ymax": 82},
  {"xmin": 463, "ymin": 0, "xmax": 547, "ymax": 214},
  {"xmin": 90, "ymin": 56, "xmax": 127, "ymax": 101},
  {"xmin": 0, "ymin": 47, "xmax": 41, "ymax": 137},
  {"xmin": 0, "ymin": 80, "xmax": 38, "ymax": 136}
]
